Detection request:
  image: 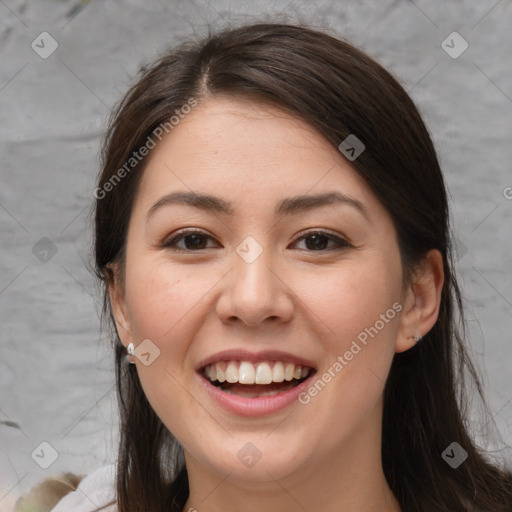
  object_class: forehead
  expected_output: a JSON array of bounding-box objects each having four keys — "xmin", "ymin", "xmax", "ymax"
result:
[{"xmin": 134, "ymin": 96, "xmax": 385, "ymax": 221}]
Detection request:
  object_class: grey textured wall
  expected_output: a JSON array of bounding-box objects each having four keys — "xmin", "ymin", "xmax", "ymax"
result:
[{"xmin": 1, "ymin": 0, "xmax": 511, "ymax": 508}]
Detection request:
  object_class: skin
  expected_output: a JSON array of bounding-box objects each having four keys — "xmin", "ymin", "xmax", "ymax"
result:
[{"xmin": 109, "ymin": 96, "xmax": 444, "ymax": 512}]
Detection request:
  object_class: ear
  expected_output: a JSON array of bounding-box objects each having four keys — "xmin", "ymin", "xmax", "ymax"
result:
[
  {"xmin": 106, "ymin": 263, "xmax": 133, "ymax": 349},
  {"xmin": 395, "ymin": 249, "xmax": 444, "ymax": 353}
]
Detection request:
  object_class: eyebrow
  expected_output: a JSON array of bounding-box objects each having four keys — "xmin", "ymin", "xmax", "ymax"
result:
[{"xmin": 146, "ymin": 191, "xmax": 369, "ymax": 222}]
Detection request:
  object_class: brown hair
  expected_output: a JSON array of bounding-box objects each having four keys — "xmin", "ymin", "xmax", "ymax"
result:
[{"xmin": 93, "ymin": 22, "xmax": 512, "ymax": 512}]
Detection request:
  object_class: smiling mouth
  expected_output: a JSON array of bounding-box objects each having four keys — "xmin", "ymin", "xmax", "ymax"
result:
[{"xmin": 201, "ymin": 360, "xmax": 316, "ymax": 398}]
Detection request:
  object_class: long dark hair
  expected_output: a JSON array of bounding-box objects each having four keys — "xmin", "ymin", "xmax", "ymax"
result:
[{"xmin": 93, "ymin": 22, "xmax": 512, "ymax": 512}]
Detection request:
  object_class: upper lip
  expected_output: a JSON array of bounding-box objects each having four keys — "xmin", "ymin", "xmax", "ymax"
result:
[{"xmin": 195, "ymin": 349, "xmax": 317, "ymax": 372}]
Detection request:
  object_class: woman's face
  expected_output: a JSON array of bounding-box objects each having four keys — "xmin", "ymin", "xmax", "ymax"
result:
[{"xmin": 110, "ymin": 96, "xmax": 417, "ymax": 484}]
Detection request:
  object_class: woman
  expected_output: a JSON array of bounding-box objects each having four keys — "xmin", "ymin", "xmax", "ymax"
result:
[{"xmin": 17, "ymin": 21, "xmax": 512, "ymax": 512}]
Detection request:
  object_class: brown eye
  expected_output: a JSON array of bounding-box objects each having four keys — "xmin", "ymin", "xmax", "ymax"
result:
[
  {"xmin": 162, "ymin": 229, "xmax": 350, "ymax": 252},
  {"xmin": 163, "ymin": 231, "xmax": 219, "ymax": 251},
  {"xmin": 291, "ymin": 231, "xmax": 351, "ymax": 251}
]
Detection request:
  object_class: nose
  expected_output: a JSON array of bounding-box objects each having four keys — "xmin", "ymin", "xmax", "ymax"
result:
[{"xmin": 215, "ymin": 243, "xmax": 295, "ymax": 327}]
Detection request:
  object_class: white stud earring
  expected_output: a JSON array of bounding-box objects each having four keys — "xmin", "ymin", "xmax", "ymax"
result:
[{"xmin": 127, "ymin": 342, "xmax": 135, "ymax": 364}]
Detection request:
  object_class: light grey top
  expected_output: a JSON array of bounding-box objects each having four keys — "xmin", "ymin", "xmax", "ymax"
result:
[{"xmin": 50, "ymin": 464, "xmax": 117, "ymax": 512}]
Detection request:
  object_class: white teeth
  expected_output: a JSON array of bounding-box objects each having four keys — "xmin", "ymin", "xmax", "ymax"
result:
[
  {"xmin": 225, "ymin": 362, "xmax": 238, "ymax": 383},
  {"xmin": 215, "ymin": 362, "xmax": 226, "ymax": 383},
  {"xmin": 272, "ymin": 362, "xmax": 285, "ymax": 382},
  {"xmin": 255, "ymin": 362, "xmax": 272, "ymax": 384},
  {"xmin": 284, "ymin": 363, "xmax": 295, "ymax": 381},
  {"xmin": 203, "ymin": 360, "xmax": 313, "ymax": 385},
  {"xmin": 238, "ymin": 361, "xmax": 256, "ymax": 384}
]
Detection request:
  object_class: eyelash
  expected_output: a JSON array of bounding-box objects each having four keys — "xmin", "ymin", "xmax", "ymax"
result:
[{"xmin": 161, "ymin": 229, "xmax": 351, "ymax": 252}]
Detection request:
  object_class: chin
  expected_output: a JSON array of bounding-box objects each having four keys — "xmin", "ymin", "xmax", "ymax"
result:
[{"xmin": 199, "ymin": 437, "xmax": 311, "ymax": 482}]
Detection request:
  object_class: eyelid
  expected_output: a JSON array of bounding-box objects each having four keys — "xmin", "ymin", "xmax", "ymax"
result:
[
  {"xmin": 292, "ymin": 228, "xmax": 349, "ymax": 243},
  {"xmin": 162, "ymin": 228, "xmax": 218, "ymax": 250},
  {"xmin": 291, "ymin": 229, "xmax": 351, "ymax": 250},
  {"xmin": 162, "ymin": 228, "xmax": 351, "ymax": 252}
]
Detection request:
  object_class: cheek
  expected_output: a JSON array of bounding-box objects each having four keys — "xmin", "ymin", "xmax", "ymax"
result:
[
  {"xmin": 123, "ymin": 260, "xmax": 213, "ymax": 433},
  {"xmin": 124, "ymin": 258, "xmax": 205, "ymax": 341},
  {"xmin": 294, "ymin": 255, "xmax": 402, "ymax": 350},
  {"xmin": 293, "ymin": 257, "xmax": 401, "ymax": 426}
]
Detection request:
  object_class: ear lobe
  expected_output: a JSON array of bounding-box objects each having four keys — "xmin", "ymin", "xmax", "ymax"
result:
[
  {"xmin": 106, "ymin": 264, "xmax": 132, "ymax": 346},
  {"xmin": 395, "ymin": 249, "xmax": 444, "ymax": 354}
]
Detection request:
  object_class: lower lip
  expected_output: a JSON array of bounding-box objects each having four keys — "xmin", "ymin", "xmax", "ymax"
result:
[{"xmin": 198, "ymin": 371, "xmax": 316, "ymax": 418}]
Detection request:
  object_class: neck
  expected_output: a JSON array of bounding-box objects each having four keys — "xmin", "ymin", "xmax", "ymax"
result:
[{"xmin": 183, "ymin": 468, "xmax": 399, "ymax": 512}]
